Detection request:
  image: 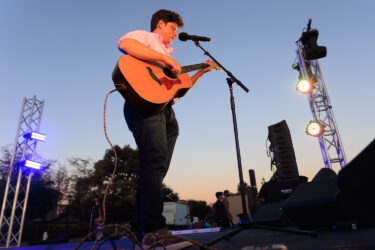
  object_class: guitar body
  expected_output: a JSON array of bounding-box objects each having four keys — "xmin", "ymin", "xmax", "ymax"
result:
[{"xmin": 112, "ymin": 55, "xmax": 193, "ymax": 114}]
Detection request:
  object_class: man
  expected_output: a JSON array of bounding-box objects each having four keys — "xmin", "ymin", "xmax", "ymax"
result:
[
  {"xmin": 90, "ymin": 198, "xmax": 103, "ymax": 240},
  {"xmin": 213, "ymin": 192, "xmax": 230, "ymax": 229},
  {"xmin": 223, "ymin": 190, "xmax": 233, "ymax": 227},
  {"xmin": 118, "ymin": 9, "xmax": 214, "ymax": 248}
]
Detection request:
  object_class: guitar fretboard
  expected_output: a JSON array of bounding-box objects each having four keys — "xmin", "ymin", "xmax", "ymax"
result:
[{"xmin": 181, "ymin": 63, "xmax": 209, "ymax": 74}]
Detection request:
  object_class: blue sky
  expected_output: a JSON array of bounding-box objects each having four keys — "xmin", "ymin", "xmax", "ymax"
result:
[{"xmin": 1, "ymin": 1, "xmax": 374, "ymax": 203}]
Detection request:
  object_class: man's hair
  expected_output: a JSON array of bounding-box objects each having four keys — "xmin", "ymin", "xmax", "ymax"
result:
[
  {"xmin": 224, "ymin": 190, "xmax": 229, "ymax": 195},
  {"xmin": 150, "ymin": 9, "xmax": 184, "ymax": 31},
  {"xmin": 215, "ymin": 192, "xmax": 224, "ymax": 199}
]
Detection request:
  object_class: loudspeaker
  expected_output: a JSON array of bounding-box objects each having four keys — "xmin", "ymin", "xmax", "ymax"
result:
[
  {"xmin": 268, "ymin": 120, "xmax": 299, "ymax": 182},
  {"xmin": 249, "ymin": 169, "xmax": 257, "ymax": 187},
  {"xmin": 252, "ymin": 201, "xmax": 293, "ymax": 226},
  {"xmin": 312, "ymin": 167, "xmax": 337, "ymax": 182},
  {"xmin": 337, "ymin": 139, "xmax": 375, "ymax": 224},
  {"xmin": 281, "ymin": 169, "xmax": 352, "ymax": 229},
  {"xmin": 258, "ymin": 176, "xmax": 308, "ymax": 203},
  {"xmin": 279, "ymin": 141, "xmax": 375, "ymax": 229}
]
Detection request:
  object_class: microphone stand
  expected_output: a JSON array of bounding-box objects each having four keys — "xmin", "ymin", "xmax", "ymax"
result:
[
  {"xmin": 191, "ymin": 41, "xmax": 317, "ymax": 248},
  {"xmin": 194, "ymin": 41, "xmax": 249, "ymax": 93}
]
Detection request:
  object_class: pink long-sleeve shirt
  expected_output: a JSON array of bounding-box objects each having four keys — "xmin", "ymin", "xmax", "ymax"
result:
[{"xmin": 118, "ymin": 30, "xmax": 175, "ymax": 56}]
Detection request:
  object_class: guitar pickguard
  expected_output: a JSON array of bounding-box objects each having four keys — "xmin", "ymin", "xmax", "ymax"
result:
[{"xmin": 160, "ymin": 77, "xmax": 182, "ymax": 90}]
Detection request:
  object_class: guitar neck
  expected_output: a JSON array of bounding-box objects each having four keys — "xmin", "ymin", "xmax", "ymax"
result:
[{"xmin": 181, "ymin": 63, "xmax": 209, "ymax": 74}]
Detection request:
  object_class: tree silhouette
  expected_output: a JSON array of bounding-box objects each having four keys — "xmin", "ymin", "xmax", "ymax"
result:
[
  {"xmin": 69, "ymin": 144, "xmax": 182, "ymax": 226},
  {"xmin": 187, "ymin": 200, "xmax": 212, "ymax": 221}
]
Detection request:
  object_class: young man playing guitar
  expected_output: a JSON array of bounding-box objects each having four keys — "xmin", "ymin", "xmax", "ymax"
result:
[{"xmin": 117, "ymin": 9, "xmax": 216, "ymax": 249}]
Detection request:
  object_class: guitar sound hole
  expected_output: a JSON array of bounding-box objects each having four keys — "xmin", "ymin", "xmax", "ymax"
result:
[{"xmin": 163, "ymin": 68, "xmax": 177, "ymax": 79}]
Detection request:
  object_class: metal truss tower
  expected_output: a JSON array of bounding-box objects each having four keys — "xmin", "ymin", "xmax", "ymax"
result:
[
  {"xmin": 294, "ymin": 40, "xmax": 347, "ymax": 170},
  {"xmin": 0, "ymin": 96, "xmax": 45, "ymax": 247}
]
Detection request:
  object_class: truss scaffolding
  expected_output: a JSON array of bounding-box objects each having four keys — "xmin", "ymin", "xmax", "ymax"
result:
[
  {"xmin": 294, "ymin": 42, "xmax": 347, "ymax": 170},
  {"xmin": 0, "ymin": 96, "xmax": 44, "ymax": 247}
]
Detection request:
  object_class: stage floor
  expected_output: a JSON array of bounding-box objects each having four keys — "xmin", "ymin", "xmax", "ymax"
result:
[{"xmin": 7, "ymin": 226, "xmax": 375, "ymax": 250}]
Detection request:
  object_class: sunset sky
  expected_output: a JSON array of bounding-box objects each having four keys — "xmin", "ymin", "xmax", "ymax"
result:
[{"xmin": 1, "ymin": 1, "xmax": 374, "ymax": 204}]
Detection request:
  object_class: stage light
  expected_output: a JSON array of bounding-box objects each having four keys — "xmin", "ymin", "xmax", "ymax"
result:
[
  {"xmin": 23, "ymin": 132, "xmax": 46, "ymax": 141},
  {"xmin": 296, "ymin": 79, "xmax": 314, "ymax": 94},
  {"xmin": 306, "ymin": 121, "xmax": 325, "ymax": 137},
  {"xmin": 20, "ymin": 160, "xmax": 42, "ymax": 170}
]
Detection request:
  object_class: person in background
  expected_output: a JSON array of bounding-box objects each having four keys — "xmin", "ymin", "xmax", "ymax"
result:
[
  {"xmin": 223, "ymin": 190, "xmax": 233, "ymax": 227},
  {"xmin": 213, "ymin": 192, "xmax": 230, "ymax": 229},
  {"xmin": 90, "ymin": 197, "xmax": 103, "ymax": 240}
]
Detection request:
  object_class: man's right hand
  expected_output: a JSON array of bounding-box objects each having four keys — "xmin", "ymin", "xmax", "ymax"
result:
[
  {"xmin": 120, "ymin": 38, "xmax": 181, "ymax": 76},
  {"xmin": 163, "ymin": 55, "xmax": 181, "ymax": 76}
]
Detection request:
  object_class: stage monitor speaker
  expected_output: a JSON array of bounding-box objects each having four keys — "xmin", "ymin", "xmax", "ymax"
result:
[
  {"xmin": 281, "ymin": 168, "xmax": 353, "ymax": 229},
  {"xmin": 312, "ymin": 167, "xmax": 337, "ymax": 182},
  {"xmin": 337, "ymin": 139, "xmax": 375, "ymax": 224},
  {"xmin": 258, "ymin": 176, "xmax": 308, "ymax": 203},
  {"xmin": 252, "ymin": 201, "xmax": 293, "ymax": 226}
]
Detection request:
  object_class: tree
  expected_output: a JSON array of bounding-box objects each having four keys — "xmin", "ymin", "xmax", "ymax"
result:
[
  {"xmin": 237, "ymin": 181, "xmax": 251, "ymax": 194},
  {"xmin": 237, "ymin": 181, "xmax": 262, "ymax": 214},
  {"xmin": 26, "ymin": 176, "xmax": 61, "ymax": 222},
  {"xmin": 69, "ymin": 144, "xmax": 184, "ymax": 226},
  {"xmin": 51, "ymin": 164, "xmax": 70, "ymax": 196},
  {"xmin": 0, "ymin": 146, "xmax": 12, "ymax": 195},
  {"xmin": 261, "ymin": 177, "xmax": 266, "ymax": 185},
  {"xmin": 187, "ymin": 200, "xmax": 212, "ymax": 221},
  {"xmin": 0, "ymin": 145, "xmax": 12, "ymax": 178},
  {"xmin": 70, "ymin": 145, "xmax": 139, "ymax": 225},
  {"xmin": 69, "ymin": 158, "xmax": 94, "ymax": 182},
  {"xmin": 162, "ymin": 184, "xmax": 179, "ymax": 201}
]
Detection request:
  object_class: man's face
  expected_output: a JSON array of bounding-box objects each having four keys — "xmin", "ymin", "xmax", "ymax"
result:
[{"xmin": 157, "ymin": 20, "xmax": 178, "ymax": 45}]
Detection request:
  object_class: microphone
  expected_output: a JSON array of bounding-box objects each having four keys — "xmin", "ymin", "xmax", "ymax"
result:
[{"xmin": 178, "ymin": 32, "xmax": 211, "ymax": 42}]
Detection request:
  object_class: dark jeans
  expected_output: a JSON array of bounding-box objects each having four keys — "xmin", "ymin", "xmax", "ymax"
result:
[{"xmin": 124, "ymin": 101, "xmax": 179, "ymax": 233}]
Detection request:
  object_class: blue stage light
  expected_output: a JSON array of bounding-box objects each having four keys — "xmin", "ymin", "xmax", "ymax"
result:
[
  {"xmin": 20, "ymin": 160, "xmax": 42, "ymax": 170},
  {"xmin": 24, "ymin": 132, "xmax": 46, "ymax": 141}
]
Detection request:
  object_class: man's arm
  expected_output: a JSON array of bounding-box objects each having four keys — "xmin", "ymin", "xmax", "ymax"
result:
[
  {"xmin": 119, "ymin": 38, "xmax": 181, "ymax": 75},
  {"xmin": 170, "ymin": 60, "xmax": 215, "ymax": 105},
  {"xmin": 190, "ymin": 59, "xmax": 217, "ymax": 85}
]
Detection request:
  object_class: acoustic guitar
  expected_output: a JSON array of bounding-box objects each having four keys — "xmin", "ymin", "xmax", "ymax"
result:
[{"xmin": 112, "ymin": 55, "xmax": 216, "ymax": 114}]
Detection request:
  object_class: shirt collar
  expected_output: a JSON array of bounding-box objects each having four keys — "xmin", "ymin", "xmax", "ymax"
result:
[{"xmin": 152, "ymin": 32, "xmax": 175, "ymax": 54}]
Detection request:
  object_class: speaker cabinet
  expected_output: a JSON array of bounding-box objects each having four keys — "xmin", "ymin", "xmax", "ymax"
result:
[
  {"xmin": 338, "ymin": 139, "xmax": 375, "ymax": 224},
  {"xmin": 281, "ymin": 169, "xmax": 351, "ymax": 229}
]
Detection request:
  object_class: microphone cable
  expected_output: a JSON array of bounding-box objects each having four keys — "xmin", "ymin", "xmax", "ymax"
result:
[{"xmin": 102, "ymin": 88, "xmax": 119, "ymax": 225}]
